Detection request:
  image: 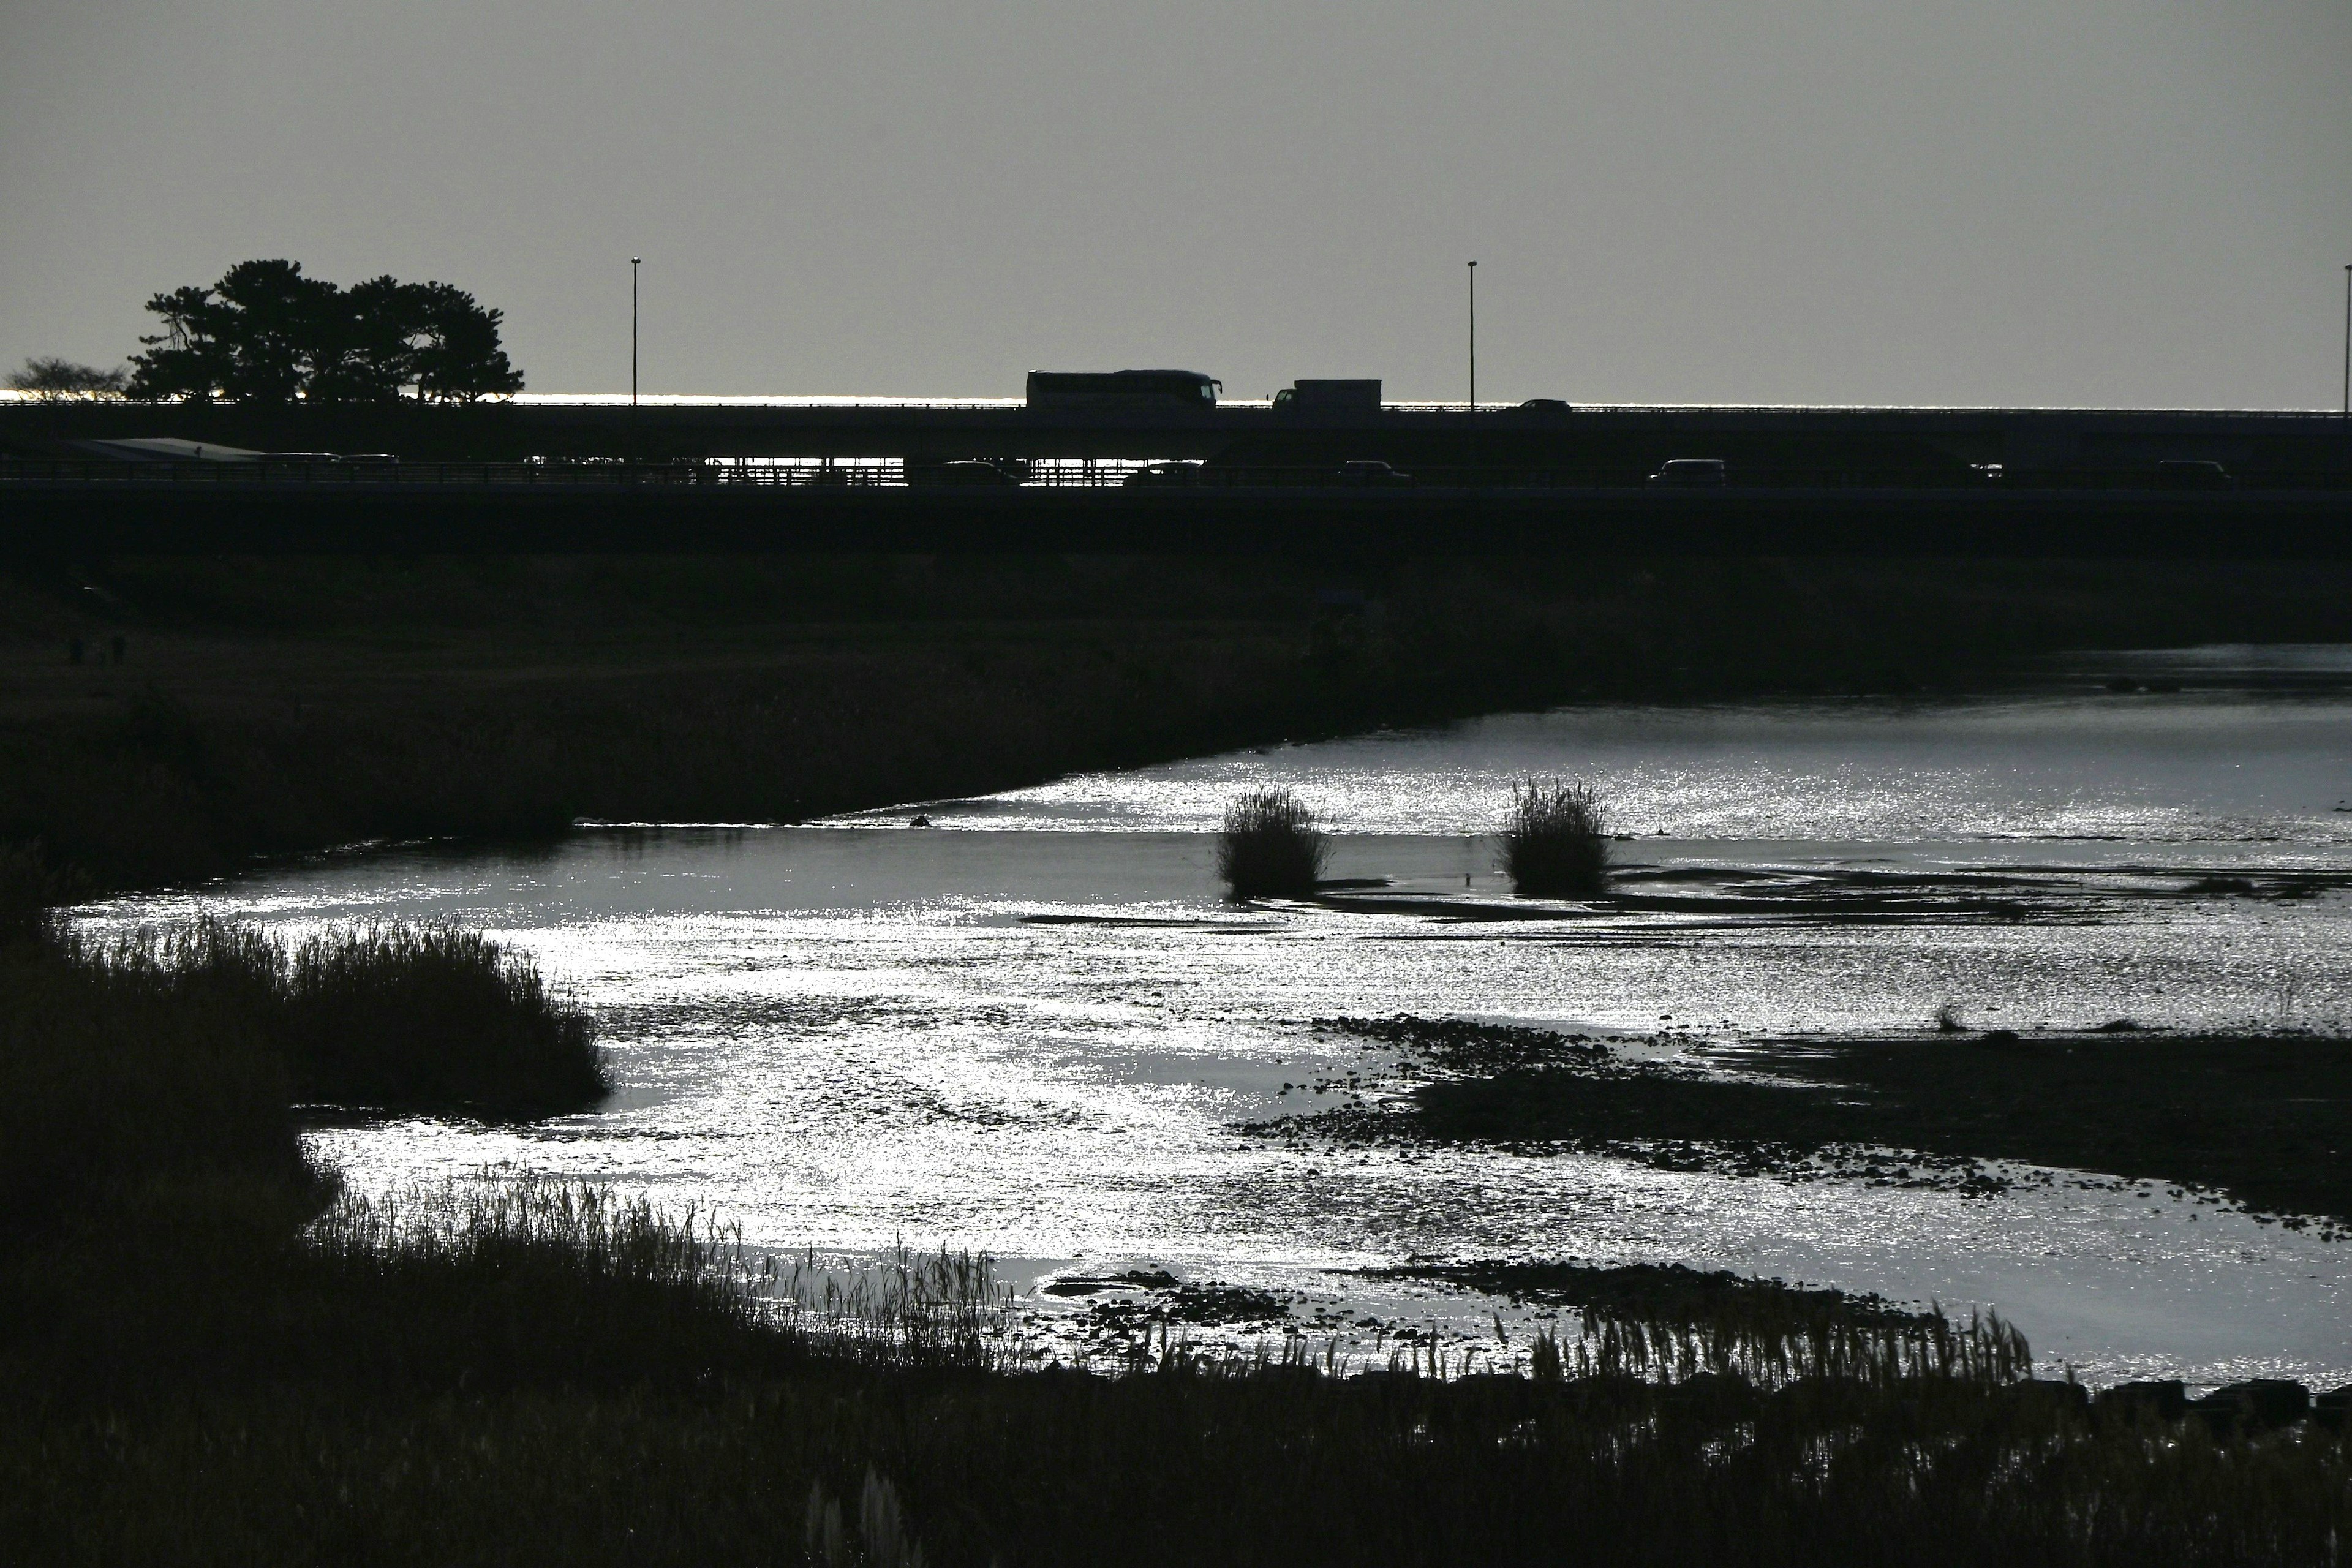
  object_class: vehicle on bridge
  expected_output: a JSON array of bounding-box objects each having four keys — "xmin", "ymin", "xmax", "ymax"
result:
[
  {"xmin": 2156, "ymin": 459, "xmax": 2234, "ymax": 490},
  {"xmin": 1271, "ymin": 380, "xmax": 1382, "ymax": 417},
  {"xmin": 1025, "ymin": 370, "xmax": 1221, "ymax": 412},
  {"xmin": 1649, "ymin": 458, "xmax": 1728, "ymax": 486}
]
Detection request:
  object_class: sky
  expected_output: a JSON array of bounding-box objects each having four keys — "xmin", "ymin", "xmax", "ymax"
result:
[{"xmin": 2, "ymin": 0, "xmax": 2348, "ymax": 407}]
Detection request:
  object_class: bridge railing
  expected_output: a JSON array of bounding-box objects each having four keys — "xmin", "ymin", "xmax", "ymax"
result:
[{"xmin": 2, "ymin": 458, "xmax": 2346, "ymax": 492}]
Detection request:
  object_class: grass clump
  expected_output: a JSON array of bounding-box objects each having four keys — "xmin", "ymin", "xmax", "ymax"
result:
[
  {"xmin": 1499, "ymin": 776, "xmax": 1611, "ymax": 897},
  {"xmin": 118, "ymin": 918, "xmax": 606, "ymax": 1118},
  {"xmin": 1216, "ymin": 786, "xmax": 1328, "ymax": 899},
  {"xmin": 3, "ymin": 917, "xmax": 603, "ymax": 1185},
  {"xmin": 281, "ymin": 924, "xmax": 605, "ymax": 1116}
]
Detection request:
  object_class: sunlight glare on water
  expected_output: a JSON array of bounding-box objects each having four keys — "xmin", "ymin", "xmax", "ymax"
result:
[{"xmin": 86, "ymin": 669, "xmax": 2352, "ymax": 1387}]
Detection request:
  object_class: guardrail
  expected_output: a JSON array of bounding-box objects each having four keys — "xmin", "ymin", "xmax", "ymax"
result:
[{"xmin": 4, "ymin": 458, "xmax": 2347, "ymax": 492}]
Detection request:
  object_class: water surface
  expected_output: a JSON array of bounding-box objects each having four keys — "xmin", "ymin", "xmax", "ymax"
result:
[{"xmin": 88, "ymin": 658, "xmax": 2352, "ymax": 1386}]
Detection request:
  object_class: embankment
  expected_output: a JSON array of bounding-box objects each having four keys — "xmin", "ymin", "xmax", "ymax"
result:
[{"xmin": 10, "ymin": 551, "xmax": 2352, "ymax": 896}]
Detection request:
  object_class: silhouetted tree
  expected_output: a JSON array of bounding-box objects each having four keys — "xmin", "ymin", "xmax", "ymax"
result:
[
  {"xmin": 126, "ymin": 262, "xmax": 523, "ymax": 403},
  {"xmin": 6, "ymin": 357, "xmax": 130, "ymax": 397},
  {"xmin": 409, "ymin": 282, "xmax": 524, "ymax": 402},
  {"xmin": 126, "ymin": 285, "xmax": 238, "ymax": 402}
]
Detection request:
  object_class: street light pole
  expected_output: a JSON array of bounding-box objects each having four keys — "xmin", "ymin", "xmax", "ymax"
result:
[
  {"xmin": 2342, "ymin": 263, "xmax": 2349, "ymax": 417},
  {"xmin": 631, "ymin": 257, "xmax": 641, "ymax": 409},
  {"xmin": 1468, "ymin": 260, "xmax": 1477, "ymax": 413}
]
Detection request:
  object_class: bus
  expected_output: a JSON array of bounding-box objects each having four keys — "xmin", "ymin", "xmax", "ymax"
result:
[{"xmin": 1025, "ymin": 369, "xmax": 1221, "ymax": 412}]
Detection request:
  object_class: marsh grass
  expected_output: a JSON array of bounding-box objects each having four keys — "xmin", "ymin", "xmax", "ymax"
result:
[
  {"xmin": 0, "ymin": 916, "xmax": 600, "ymax": 1281},
  {"xmin": 97, "ymin": 917, "xmax": 606, "ymax": 1117},
  {"xmin": 0, "ymin": 923, "xmax": 322, "ymax": 1257},
  {"xmin": 1216, "ymin": 786, "xmax": 1328, "ymax": 899},
  {"xmin": 1390, "ymin": 1259, "xmax": 2032, "ymax": 1388},
  {"xmin": 1570, "ymin": 1301, "xmax": 2032, "ymax": 1386},
  {"xmin": 1499, "ymin": 777, "xmax": 1610, "ymax": 897},
  {"xmin": 281, "ymin": 924, "xmax": 605, "ymax": 1114},
  {"xmin": 2, "ymin": 1166, "xmax": 2345, "ymax": 1565}
]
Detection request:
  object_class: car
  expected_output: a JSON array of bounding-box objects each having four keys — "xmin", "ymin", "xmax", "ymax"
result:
[
  {"xmin": 1647, "ymin": 458, "xmax": 1727, "ymax": 486},
  {"xmin": 1334, "ymin": 459, "xmax": 1412, "ymax": 486},
  {"xmin": 1122, "ymin": 461, "xmax": 1202, "ymax": 488},
  {"xmin": 2155, "ymin": 459, "xmax": 2234, "ymax": 490}
]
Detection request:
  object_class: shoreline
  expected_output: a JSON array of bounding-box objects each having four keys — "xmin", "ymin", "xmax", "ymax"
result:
[{"xmin": 12, "ymin": 551, "xmax": 2352, "ymax": 902}]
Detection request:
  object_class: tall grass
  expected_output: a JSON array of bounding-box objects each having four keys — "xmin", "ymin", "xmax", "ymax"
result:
[
  {"xmin": 4, "ymin": 1165, "xmax": 2346, "ymax": 1564},
  {"xmin": 1498, "ymin": 777, "xmax": 1610, "ymax": 897},
  {"xmin": 1216, "ymin": 786, "xmax": 1328, "ymax": 899},
  {"xmin": 0, "ymin": 916, "xmax": 600, "ymax": 1270},
  {"xmin": 97, "ymin": 918, "xmax": 606, "ymax": 1117},
  {"xmin": 1568, "ymin": 1302, "xmax": 2033, "ymax": 1387},
  {"xmin": 0, "ymin": 921, "xmax": 322, "ymax": 1257}
]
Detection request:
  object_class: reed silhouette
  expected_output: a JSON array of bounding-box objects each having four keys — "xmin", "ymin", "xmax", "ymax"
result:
[
  {"xmin": 1499, "ymin": 777, "xmax": 1611, "ymax": 896},
  {"xmin": 1217, "ymin": 786, "xmax": 1328, "ymax": 899}
]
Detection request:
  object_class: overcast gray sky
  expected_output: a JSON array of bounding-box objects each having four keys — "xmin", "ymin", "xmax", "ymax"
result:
[{"xmin": 3, "ymin": 0, "xmax": 2346, "ymax": 405}]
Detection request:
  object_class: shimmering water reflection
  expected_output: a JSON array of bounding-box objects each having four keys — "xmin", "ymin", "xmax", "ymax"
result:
[{"xmin": 85, "ymin": 674, "xmax": 2352, "ymax": 1387}]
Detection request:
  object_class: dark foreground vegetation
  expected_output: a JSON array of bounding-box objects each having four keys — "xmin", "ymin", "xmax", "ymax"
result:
[
  {"xmin": 1, "ymin": 910, "xmax": 2345, "ymax": 1563},
  {"xmin": 1275, "ymin": 1016, "xmax": 2352, "ymax": 1231},
  {"xmin": 11, "ymin": 552, "xmax": 2352, "ymax": 899},
  {"xmin": 9, "ymin": 1145, "xmax": 2348, "ymax": 1564}
]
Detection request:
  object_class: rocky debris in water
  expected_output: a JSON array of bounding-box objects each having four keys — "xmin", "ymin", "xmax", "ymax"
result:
[
  {"xmin": 1077, "ymin": 1281, "xmax": 1300, "ymax": 1338},
  {"xmin": 1041, "ymin": 1268, "xmax": 1181, "ymax": 1297},
  {"xmin": 2090, "ymin": 1379, "xmax": 2351, "ymax": 1434},
  {"xmin": 1306, "ymin": 1014, "xmax": 1619, "ymax": 1081}
]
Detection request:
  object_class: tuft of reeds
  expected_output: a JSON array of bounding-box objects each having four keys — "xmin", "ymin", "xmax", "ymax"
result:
[
  {"xmin": 1572, "ymin": 1300, "xmax": 2032, "ymax": 1388},
  {"xmin": 1216, "ymin": 786, "xmax": 1329, "ymax": 899},
  {"xmin": 1498, "ymin": 777, "xmax": 1611, "ymax": 897}
]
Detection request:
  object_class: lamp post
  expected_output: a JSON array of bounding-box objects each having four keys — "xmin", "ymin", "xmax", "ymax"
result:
[
  {"xmin": 631, "ymin": 257, "xmax": 641, "ymax": 408},
  {"xmin": 2342, "ymin": 263, "xmax": 2349, "ymax": 417},
  {"xmin": 1468, "ymin": 260, "xmax": 1477, "ymax": 413}
]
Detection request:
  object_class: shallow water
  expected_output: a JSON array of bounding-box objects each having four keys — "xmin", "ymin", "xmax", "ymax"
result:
[{"xmin": 85, "ymin": 654, "xmax": 2352, "ymax": 1387}]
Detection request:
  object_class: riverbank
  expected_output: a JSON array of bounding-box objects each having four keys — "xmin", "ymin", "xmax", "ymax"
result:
[{"xmin": 10, "ymin": 552, "xmax": 2352, "ymax": 897}]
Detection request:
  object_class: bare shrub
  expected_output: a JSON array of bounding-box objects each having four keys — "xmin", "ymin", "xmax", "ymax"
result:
[{"xmin": 7, "ymin": 356, "xmax": 129, "ymax": 397}]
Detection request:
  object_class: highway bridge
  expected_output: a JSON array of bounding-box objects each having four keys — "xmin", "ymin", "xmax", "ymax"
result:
[
  {"xmin": 4, "ymin": 399, "xmax": 2346, "ymax": 555},
  {"xmin": 4, "ymin": 458, "xmax": 2348, "ymax": 557},
  {"xmin": 4, "ymin": 397, "xmax": 2350, "ymax": 478}
]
